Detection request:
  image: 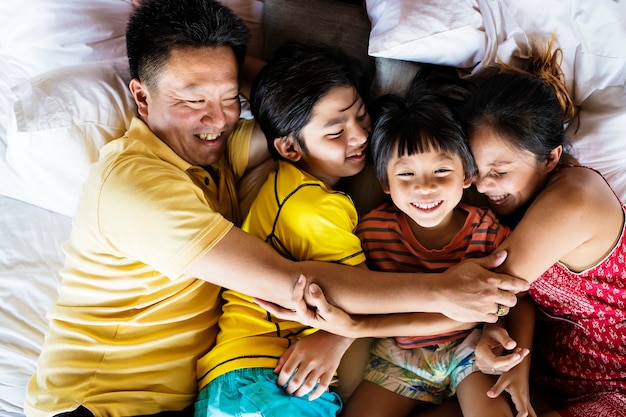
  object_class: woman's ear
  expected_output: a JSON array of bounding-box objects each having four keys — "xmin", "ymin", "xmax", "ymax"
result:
[
  {"xmin": 546, "ymin": 145, "xmax": 563, "ymax": 171},
  {"xmin": 273, "ymin": 136, "xmax": 302, "ymax": 162},
  {"xmin": 129, "ymin": 79, "xmax": 148, "ymax": 117}
]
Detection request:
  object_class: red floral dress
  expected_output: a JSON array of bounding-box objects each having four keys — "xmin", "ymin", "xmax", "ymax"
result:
[{"xmin": 528, "ymin": 167, "xmax": 626, "ymax": 416}]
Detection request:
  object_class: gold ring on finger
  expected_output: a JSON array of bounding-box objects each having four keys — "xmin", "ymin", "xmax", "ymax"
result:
[{"xmin": 496, "ymin": 304, "xmax": 507, "ymax": 317}]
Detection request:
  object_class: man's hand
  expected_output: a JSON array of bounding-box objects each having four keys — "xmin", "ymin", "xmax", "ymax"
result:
[{"xmin": 438, "ymin": 251, "xmax": 529, "ymax": 323}]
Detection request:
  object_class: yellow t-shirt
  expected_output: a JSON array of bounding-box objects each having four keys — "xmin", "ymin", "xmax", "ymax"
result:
[
  {"xmin": 196, "ymin": 160, "xmax": 365, "ymax": 389},
  {"xmin": 25, "ymin": 117, "xmax": 254, "ymax": 417}
]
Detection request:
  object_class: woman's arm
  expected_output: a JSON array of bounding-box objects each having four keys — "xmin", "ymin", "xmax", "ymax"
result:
[{"xmin": 492, "ymin": 167, "xmax": 623, "ymax": 282}]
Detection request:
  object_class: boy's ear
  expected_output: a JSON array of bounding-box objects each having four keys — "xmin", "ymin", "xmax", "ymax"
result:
[
  {"xmin": 463, "ymin": 174, "xmax": 474, "ymax": 189},
  {"xmin": 380, "ymin": 180, "xmax": 390, "ymax": 195},
  {"xmin": 273, "ymin": 136, "xmax": 302, "ymax": 162}
]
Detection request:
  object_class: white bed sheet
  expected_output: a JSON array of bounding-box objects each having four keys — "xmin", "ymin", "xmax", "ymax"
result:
[{"xmin": 0, "ymin": 195, "xmax": 71, "ymax": 417}]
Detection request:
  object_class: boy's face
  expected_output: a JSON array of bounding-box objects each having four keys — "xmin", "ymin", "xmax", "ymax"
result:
[
  {"xmin": 295, "ymin": 86, "xmax": 370, "ymax": 187},
  {"xmin": 384, "ymin": 145, "xmax": 471, "ymax": 229}
]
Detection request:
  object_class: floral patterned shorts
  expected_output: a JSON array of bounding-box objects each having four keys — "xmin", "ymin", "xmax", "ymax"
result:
[{"xmin": 364, "ymin": 328, "xmax": 481, "ymax": 404}]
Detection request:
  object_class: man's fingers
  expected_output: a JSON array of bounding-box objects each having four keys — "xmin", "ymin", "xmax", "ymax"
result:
[{"xmin": 484, "ymin": 250, "xmax": 507, "ymax": 269}]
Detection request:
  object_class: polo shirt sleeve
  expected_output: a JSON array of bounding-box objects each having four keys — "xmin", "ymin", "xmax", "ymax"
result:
[
  {"xmin": 97, "ymin": 154, "xmax": 233, "ymax": 280},
  {"xmin": 279, "ymin": 186, "xmax": 366, "ymax": 266},
  {"xmin": 226, "ymin": 118, "xmax": 255, "ymax": 181}
]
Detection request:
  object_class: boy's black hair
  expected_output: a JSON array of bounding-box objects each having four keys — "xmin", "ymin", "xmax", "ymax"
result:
[
  {"xmin": 250, "ymin": 41, "xmax": 369, "ymax": 158},
  {"xmin": 369, "ymin": 65, "xmax": 476, "ymax": 186}
]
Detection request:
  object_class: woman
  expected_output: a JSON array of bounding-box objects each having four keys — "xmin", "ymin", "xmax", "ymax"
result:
[{"xmin": 464, "ymin": 40, "xmax": 626, "ymax": 417}]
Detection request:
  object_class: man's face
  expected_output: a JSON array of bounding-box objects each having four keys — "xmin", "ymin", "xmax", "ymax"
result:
[{"xmin": 132, "ymin": 46, "xmax": 241, "ymax": 167}]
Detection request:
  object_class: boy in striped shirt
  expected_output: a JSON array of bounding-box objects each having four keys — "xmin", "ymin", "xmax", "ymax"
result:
[{"xmin": 342, "ymin": 84, "xmax": 514, "ymax": 417}]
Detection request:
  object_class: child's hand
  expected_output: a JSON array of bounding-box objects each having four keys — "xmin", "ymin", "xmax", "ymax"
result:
[
  {"xmin": 475, "ymin": 323, "xmax": 529, "ymax": 374},
  {"xmin": 254, "ymin": 275, "xmax": 359, "ymax": 338},
  {"xmin": 487, "ymin": 362, "xmax": 536, "ymax": 417},
  {"xmin": 275, "ymin": 331, "xmax": 354, "ymax": 401}
]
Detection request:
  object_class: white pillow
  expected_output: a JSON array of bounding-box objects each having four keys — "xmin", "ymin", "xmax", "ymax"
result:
[
  {"xmin": 479, "ymin": 0, "xmax": 626, "ymax": 201},
  {"xmin": 568, "ymin": 86, "xmax": 626, "ymax": 203},
  {"xmin": 1, "ymin": 58, "xmax": 136, "ymax": 217},
  {"xmin": 0, "ymin": 0, "xmax": 133, "ymax": 212},
  {"xmin": 366, "ymin": 0, "xmax": 486, "ymax": 69}
]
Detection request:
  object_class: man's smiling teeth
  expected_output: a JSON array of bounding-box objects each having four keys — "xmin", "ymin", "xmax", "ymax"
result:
[
  {"xmin": 412, "ymin": 201, "xmax": 442, "ymax": 209},
  {"xmin": 488, "ymin": 194, "xmax": 509, "ymax": 202},
  {"xmin": 195, "ymin": 133, "xmax": 220, "ymax": 141}
]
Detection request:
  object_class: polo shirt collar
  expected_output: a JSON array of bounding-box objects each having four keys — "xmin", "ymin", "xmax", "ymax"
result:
[{"xmin": 127, "ymin": 116, "xmax": 195, "ymax": 172}]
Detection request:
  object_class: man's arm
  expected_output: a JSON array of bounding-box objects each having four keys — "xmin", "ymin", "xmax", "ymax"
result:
[{"xmin": 186, "ymin": 226, "xmax": 529, "ymax": 323}]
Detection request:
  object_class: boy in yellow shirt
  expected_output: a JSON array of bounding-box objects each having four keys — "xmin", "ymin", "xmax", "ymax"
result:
[{"xmin": 195, "ymin": 42, "xmax": 371, "ymax": 417}]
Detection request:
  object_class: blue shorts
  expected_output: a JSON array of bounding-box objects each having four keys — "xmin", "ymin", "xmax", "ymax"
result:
[{"xmin": 194, "ymin": 367, "xmax": 343, "ymax": 417}]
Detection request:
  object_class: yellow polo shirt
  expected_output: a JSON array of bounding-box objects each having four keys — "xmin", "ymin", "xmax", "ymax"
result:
[{"xmin": 25, "ymin": 117, "xmax": 254, "ymax": 417}]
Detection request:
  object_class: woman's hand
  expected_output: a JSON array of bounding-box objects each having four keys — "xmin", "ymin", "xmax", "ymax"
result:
[{"xmin": 275, "ymin": 331, "xmax": 353, "ymax": 400}]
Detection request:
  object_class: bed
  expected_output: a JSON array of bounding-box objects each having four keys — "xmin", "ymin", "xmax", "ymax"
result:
[{"xmin": 1, "ymin": 0, "xmax": 625, "ymax": 415}]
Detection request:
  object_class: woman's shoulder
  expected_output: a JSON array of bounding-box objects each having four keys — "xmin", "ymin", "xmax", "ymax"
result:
[
  {"xmin": 549, "ymin": 164, "xmax": 614, "ymax": 197},
  {"xmin": 541, "ymin": 164, "xmax": 622, "ymax": 221}
]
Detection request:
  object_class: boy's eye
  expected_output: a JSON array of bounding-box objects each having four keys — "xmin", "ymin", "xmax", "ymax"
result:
[
  {"xmin": 328, "ymin": 130, "xmax": 344, "ymax": 138},
  {"xmin": 434, "ymin": 168, "xmax": 452, "ymax": 174},
  {"xmin": 492, "ymin": 171, "xmax": 508, "ymax": 177}
]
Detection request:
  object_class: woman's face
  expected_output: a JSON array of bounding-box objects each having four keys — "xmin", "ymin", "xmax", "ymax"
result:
[{"xmin": 469, "ymin": 125, "xmax": 553, "ymax": 217}]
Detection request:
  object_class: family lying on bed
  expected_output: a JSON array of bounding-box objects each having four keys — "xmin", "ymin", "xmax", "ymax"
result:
[{"xmin": 24, "ymin": 0, "xmax": 625, "ymax": 417}]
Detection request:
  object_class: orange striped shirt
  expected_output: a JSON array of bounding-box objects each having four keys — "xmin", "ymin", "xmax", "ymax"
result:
[{"xmin": 356, "ymin": 201, "xmax": 510, "ymax": 348}]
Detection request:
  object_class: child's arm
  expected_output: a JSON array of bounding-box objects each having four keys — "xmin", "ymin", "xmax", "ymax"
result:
[
  {"xmin": 255, "ymin": 282, "xmax": 477, "ymax": 339},
  {"xmin": 475, "ymin": 294, "xmax": 535, "ymax": 417}
]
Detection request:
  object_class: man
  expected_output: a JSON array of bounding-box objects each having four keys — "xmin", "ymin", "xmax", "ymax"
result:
[{"xmin": 25, "ymin": 1, "xmax": 528, "ymax": 416}]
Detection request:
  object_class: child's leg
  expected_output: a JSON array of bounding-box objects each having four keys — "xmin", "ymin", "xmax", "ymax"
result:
[
  {"xmin": 408, "ymin": 398, "xmax": 462, "ymax": 417},
  {"xmin": 336, "ymin": 337, "xmax": 373, "ymax": 401},
  {"xmin": 341, "ymin": 380, "xmax": 419, "ymax": 417},
  {"xmin": 455, "ymin": 372, "xmax": 513, "ymax": 417}
]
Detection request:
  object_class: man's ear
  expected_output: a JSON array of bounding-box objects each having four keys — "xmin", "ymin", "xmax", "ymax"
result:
[
  {"xmin": 273, "ymin": 136, "xmax": 302, "ymax": 162},
  {"xmin": 129, "ymin": 78, "xmax": 149, "ymax": 117}
]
